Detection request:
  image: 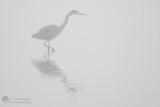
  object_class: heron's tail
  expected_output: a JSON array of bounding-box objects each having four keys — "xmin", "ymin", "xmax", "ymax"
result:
[{"xmin": 32, "ymin": 33, "xmax": 37, "ymax": 38}]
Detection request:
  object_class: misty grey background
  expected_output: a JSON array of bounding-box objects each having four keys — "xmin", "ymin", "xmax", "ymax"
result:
[{"xmin": 0, "ymin": 0, "xmax": 160, "ymax": 107}]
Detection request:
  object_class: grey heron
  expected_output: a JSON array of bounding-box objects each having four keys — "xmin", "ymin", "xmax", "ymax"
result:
[{"xmin": 32, "ymin": 10, "xmax": 85, "ymax": 51}]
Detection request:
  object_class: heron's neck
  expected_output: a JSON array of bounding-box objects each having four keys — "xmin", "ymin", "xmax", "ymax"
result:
[{"xmin": 59, "ymin": 14, "xmax": 70, "ymax": 29}]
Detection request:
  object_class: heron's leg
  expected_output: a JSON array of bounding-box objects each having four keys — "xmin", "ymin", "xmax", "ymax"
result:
[
  {"xmin": 44, "ymin": 40, "xmax": 48, "ymax": 47},
  {"xmin": 48, "ymin": 40, "xmax": 55, "ymax": 52},
  {"xmin": 43, "ymin": 40, "xmax": 54, "ymax": 52},
  {"xmin": 48, "ymin": 41, "xmax": 50, "ymax": 52}
]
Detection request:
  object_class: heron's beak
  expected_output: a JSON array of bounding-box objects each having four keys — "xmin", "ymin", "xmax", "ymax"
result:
[{"xmin": 78, "ymin": 12, "xmax": 86, "ymax": 15}]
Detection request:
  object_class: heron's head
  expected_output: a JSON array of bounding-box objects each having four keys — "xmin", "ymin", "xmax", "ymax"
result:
[{"xmin": 69, "ymin": 10, "xmax": 86, "ymax": 16}]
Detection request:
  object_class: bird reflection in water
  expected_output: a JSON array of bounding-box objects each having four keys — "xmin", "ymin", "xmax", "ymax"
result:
[{"xmin": 32, "ymin": 49, "xmax": 83, "ymax": 98}]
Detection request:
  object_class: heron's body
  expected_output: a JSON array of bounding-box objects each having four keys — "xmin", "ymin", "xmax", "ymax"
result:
[
  {"xmin": 32, "ymin": 10, "xmax": 85, "ymax": 50},
  {"xmin": 32, "ymin": 25, "xmax": 58, "ymax": 40}
]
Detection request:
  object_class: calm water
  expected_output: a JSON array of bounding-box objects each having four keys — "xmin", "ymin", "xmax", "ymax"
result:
[{"xmin": 0, "ymin": 0, "xmax": 160, "ymax": 107}]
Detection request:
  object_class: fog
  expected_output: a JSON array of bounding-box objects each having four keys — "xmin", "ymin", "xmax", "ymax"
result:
[{"xmin": 0, "ymin": 0, "xmax": 160, "ymax": 107}]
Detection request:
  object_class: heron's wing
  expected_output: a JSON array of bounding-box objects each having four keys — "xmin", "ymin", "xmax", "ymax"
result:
[{"xmin": 32, "ymin": 24, "xmax": 58, "ymax": 40}]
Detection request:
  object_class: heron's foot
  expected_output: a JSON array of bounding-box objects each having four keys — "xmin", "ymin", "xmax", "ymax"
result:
[
  {"xmin": 47, "ymin": 46, "xmax": 54, "ymax": 53},
  {"xmin": 50, "ymin": 47, "xmax": 55, "ymax": 52},
  {"xmin": 44, "ymin": 44, "xmax": 55, "ymax": 53}
]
